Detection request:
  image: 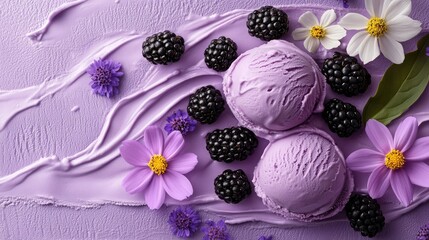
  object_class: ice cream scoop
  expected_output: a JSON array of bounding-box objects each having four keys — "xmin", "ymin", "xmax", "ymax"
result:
[
  {"xmin": 253, "ymin": 128, "xmax": 354, "ymax": 222},
  {"xmin": 223, "ymin": 40, "xmax": 325, "ymax": 137}
]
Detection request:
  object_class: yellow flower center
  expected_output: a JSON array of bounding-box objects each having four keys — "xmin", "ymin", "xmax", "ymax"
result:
[
  {"xmin": 367, "ymin": 17, "xmax": 388, "ymax": 37},
  {"xmin": 310, "ymin": 26, "xmax": 326, "ymax": 39},
  {"xmin": 384, "ymin": 149, "xmax": 405, "ymax": 170},
  {"xmin": 148, "ymin": 154, "xmax": 168, "ymax": 175}
]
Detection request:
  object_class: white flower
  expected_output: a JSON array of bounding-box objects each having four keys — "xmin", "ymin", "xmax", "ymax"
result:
[
  {"xmin": 292, "ymin": 9, "xmax": 346, "ymax": 53},
  {"xmin": 339, "ymin": 0, "xmax": 421, "ymax": 64}
]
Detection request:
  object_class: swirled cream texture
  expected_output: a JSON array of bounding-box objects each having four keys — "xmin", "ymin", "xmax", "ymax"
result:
[
  {"xmin": 223, "ymin": 40, "xmax": 325, "ymax": 136},
  {"xmin": 253, "ymin": 130, "xmax": 354, "ymax": 222}
]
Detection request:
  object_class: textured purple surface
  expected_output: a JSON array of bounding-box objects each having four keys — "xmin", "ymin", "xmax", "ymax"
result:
[{"xmin": 1, "ymin": 0, "xmax": 429, "ymax": 239}]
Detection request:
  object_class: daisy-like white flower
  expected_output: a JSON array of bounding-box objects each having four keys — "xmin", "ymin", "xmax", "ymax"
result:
[
  {"xmin": 119, "ymin": 126, "xmax": 198, "ymax": 209},
  {"xmin": 346, "ymin": 117, "xmax": 429, "ymax": 207},
  {"xmin": 339, "ymin": 0, "xmax": 422, "ymax": 64},
  {"xmin": 292, "ymin": 9, "xmax": 346, "ymax": 53}
]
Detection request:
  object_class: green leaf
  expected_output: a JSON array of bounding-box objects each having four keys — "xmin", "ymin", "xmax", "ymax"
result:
[{"xmin": 363, "ymin": 34, "xmax": 429, "ymax": 125}]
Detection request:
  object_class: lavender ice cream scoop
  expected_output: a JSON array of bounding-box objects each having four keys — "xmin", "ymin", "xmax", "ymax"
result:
[
  {"xmin": 253, "ymin": 129, "xmax": 354, "ymax": 222},
  {"xmin": 223, "ymin": 40, "xmax": 325, "ymax": 137}
]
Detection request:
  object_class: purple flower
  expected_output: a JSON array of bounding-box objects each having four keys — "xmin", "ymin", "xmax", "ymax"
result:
[
  {"xmin": 201, "ymin": 220, "xmax": 230, "ymax": 240},
  {"xmin": 119, "ymin": 126, "xmax": 198, "ymax": 209},
  {"xmin": 87, "ymin": 59, "xmax": 123, "ymax": 98},
  {"xmin": 165, "ymin": 110, "xmax": 197, "ymax": 135},
  {"xmin": 338, "ymin": 0, "xmax": 349, "ymax": 8},
  {"xmin": 168, "ymin": 206, "xmax": 201, "ymax": 238},
  {"xmin": 417, "ymin": 224, "xmax": 429, "ymax": 240},
  {"xmin": 258, "ymin": 236, "xmax": 273, "ymax": 240},
  {"xmin": 346, "ymin": 117, "xmax": 429, "ymax": 206},
  {"xmin": 426, "ymin": 47, "xmax": 429, "ymax": 57}
]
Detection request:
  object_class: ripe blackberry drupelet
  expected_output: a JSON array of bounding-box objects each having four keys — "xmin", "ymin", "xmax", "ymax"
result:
[
  {"xmin": 247, "ymin": 6, "xmax": 289, "ymax": 41},
  {"xmin": 142, "ymin": 30, "xmax": 185, "ymax": 65},
  {"xmin": 214, "ymin": 169, "xmax": 252, "ymax": 204},
  {"xmin": 206, "ymin": 126, "xmax": 258, "ymax": 163},
  {"xmin": 322, "ymin": 52, "xmax": 371, "ymax": 97},
  {"xmin": 204, "ymin": 36, "xmax": 238, "ymax": 72},
  {"xmin": 346, "ymin": 194, "xmax": 385, "ymax": 238},
  {"xmin": 187, "ymin": 85, "xmax": 225, "ymax": 124},
  {"xmin": 323, "ymin": 98, "xmax": 362, "ymax": 137}
]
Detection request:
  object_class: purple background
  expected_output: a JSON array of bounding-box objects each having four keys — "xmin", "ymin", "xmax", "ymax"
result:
[{"xmin": 0, "ymin": 0, "xmax": 428, "ymax": 239}]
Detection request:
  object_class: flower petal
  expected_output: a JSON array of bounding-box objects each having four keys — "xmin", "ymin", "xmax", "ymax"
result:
[
  {"xmin": 379, "ymin": 34, "xmax": 405, "ymax": 64},
  {"xmin": 366, "ymin": 119, "xmax": 393, "ymax": 153},
  {"xmin": 163, "ymin": 131, "xmax": 185, "ymax": 159},
  {"xmin": 368, "ymin": 166, "xmax": 391, "ymax": 199},
  {"xmin": 144, "ymin": 126, "xmax": 164, "ymax": 155},
  {"xmin": 393, "ymin": 117, "xmax": 418, "ymax": 152},
  {"xmin": 387, "ymin": 15, "xmax": 422, "ymax": 42},
  {"xmin": 320, "ymin": 37, "xmax": 340, "ymax": 50},
  {"xmin": 359, "ymin": 35, "xmax": 380, "ymax": 64},
  {"xmin": 325, "ymin": 25, "xmax": 347, "ymax": 40},
  {"xmin": 320, "ymin": 9, "xmax": 336, "ymax": 27},
  {"xmin": 406, "ymin": 162, "xmax": 429, "ymax": 187},
  {"xmin": 292, "ymin": 27, "xmax": 310, "ymax": 41},
  {"xmin": 144, "ymin": 176, "xmax": 165, "ymax": 209},
  {"xmin": 303, "ymin": 37, "xmax": 320, "ymax": 53},
  {"xmin": 346, "ymin": 149, "xmax": 385, "ymax": 172},
  {"xmin": 382, "ymin": 0, "xmax": 411, "ymax": 20},
  {"xmin": 163, "ymin": 171, "xmax": 193, "ymax": 201},
  {"xmin": 347, "ymin": 31, "xmax": 369, "ymax": 56},
  {"xmin": 298, "ymin": 11, "xmax": 319, "ymax": 28},
  {"xmin": 405, "ymin": 137, "xmax": 429, "ymax": 161},
  {"xmin": 122, "ymin": 168, "xmax": 153, "ymax": 194},
  {"xmin": 390, "ymin": 169, "xmax": 413, "ymax": 206},
  {"xmin": 365, "ymin": 0, "xmax": 385, "ymax": 17},
  {"xmin": 168, "ymin": 153, "xmax": 198, "ymax": 174},
  {"xmin": 120, "ymin": 140, "xmax": 152, "ymax": 166},
  {"xmin": 339, "ymin": 13, "xmax": 368, "ymax": 30}
]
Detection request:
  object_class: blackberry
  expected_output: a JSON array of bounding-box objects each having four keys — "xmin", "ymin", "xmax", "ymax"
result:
[
  {"xmin": 214, "ymin": 169, "xmax": 252, "ymax": 204},
  {"xmin": 247, "ymin": 6, "xmax": 289, "ymax": 41},
  {"xmin": 142, "ymin": 30, "xmax": 185, "ymax": 65},
  {"xmin": 204, "ymin": 36, "xmax": 238, "ymax": 72},
  {"xmin": 346, "ymin": 194, "xmax": 385, "ymax": 238},
  {"xmin": 322, "ymin": 52, "xmax": 371, "ymax": 97},
  {"xmin": 323, "ymin": 98, "xmax": 362, "ymax": 137},
  {"xmin": 187, "ymin": 85, "xmax": 225, "ymax": 124},
  {"xmin": 206, "ymin": 126, "xmax": 258, "ymax": 163}
]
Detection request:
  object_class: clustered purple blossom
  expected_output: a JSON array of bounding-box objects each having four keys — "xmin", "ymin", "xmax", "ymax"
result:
[
  {"xmin": 165, "ymin": 109, "xmax": 197, "ymax": 135},
  {"xmin": 87, "ymin": 59, "xmax": 123, "ymax": 98},
  {"xmin": 339, "ymin": 0, "xmax": 349, "ymax": 8},
  {"xmin": 201, "ymin": 220, "xmax": 231, "ymax": 240},
  {"xmin": 417, "ymin": 224, "xmax": 429, "ymax": 240},
  {"xmin": 168, "ymin": 206, "xmax": 201, "ymax": 238}
]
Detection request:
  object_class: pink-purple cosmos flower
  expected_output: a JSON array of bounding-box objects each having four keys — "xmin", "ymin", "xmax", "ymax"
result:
[
  {"xmin": 119, "ymin": 126, "xmax": 198, "ymax": 209},
  {"xmin": 87, "ymin": 59, "xmax": 123, "ymax": 98},
  {"xmin": 346, "ymin": 117, "xmax": 429, "ymax": 206}
]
